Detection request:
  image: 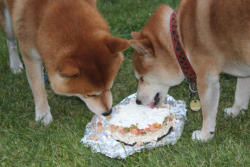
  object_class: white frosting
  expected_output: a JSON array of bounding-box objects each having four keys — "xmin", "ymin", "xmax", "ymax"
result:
[{"xmin": 110, "ymin": 99, "xmax": 171, "ymax": 129}]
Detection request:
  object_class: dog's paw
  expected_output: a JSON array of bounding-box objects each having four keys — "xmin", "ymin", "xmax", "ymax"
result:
[
  {"xmin": 10, "ymin": 60, "xmax": 23, "ymax": 74},
  {"xmin": 35, "ymin": 112, "xmax": 53, "ymax": 125},
  {"xmin": 10, "ymin": 59, "xmax": 23, "ymax": 74},
  {"xmin": 192, "ymin": 130, "xmax": 214, "ymax": 142},
  {"xmin": 10, "ymin": 63, "xmax": 23, "ymax": 74},
  {"xmin": 224, "ymin": 108, "xmax": 235, "ymax": 117},
  {"xmin": 224, "ymin": 107, "xmax": 243, "ymax": 118}
]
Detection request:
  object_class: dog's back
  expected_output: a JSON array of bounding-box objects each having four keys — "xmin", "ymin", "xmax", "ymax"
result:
[{"xmin": 178, "ymin": 0, "xmax": 250, "ymax": 71}]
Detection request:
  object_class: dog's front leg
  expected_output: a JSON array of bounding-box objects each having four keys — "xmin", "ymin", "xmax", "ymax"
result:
[
  {"xmin": 21, "ymin": 49, "xmax": 52, "ymax": 125},
  {"xmin": 192, "ymin": 73, "xmax": 220, "ymax": 141}
]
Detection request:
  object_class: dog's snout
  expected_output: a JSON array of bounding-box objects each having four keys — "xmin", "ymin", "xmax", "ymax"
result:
[
  {"xmin": 102, "ymin": 108, "xmax": 112, "ymax": 117},
  {"xmin": 154, "ymin": 92, "xmax": 160, "ymax": 106},
  {"xmin": 136, "ymin": 99, "xmax": 142, "ymax": 105}
]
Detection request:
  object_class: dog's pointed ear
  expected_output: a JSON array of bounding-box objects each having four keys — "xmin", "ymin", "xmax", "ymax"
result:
[
  {"xmin": 130, "ymin": 39, "xmax": 154, "ymax": 58},
  {"xmin": 131, "ymin": 32, "xmax": 141, "ymax": 39},
  {"xmin": 106, "ymin": 36, "xmax": 130, "ymax": 53},
  {"xmin": 57, "ymin": 59, "xmax": 80, "ymax": 77}
]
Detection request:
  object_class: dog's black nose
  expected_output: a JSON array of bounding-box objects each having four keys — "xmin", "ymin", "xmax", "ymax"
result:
[
  {"xmin": 102, "ymin": 109, "xmax": 112, "ymax": 117},
  {"xmin": 136, "ymin": 99, "xmax": 142, "ymax": 105},
  {"xmin": 154, "ymin": 93, "xmax": 160, "ymax": 106}
]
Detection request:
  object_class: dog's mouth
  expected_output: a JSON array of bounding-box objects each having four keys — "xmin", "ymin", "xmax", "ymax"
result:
[
  {"xmin": 102, "ymin": 109, "xmax": 113, "ymax": 117},
  {"xmin": 150, "ymin": 92, "xmax": 160, "ymax": 108}
]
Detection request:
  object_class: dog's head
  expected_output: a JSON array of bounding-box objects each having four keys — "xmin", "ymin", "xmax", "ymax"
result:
[
  {"xmin": 35, "ymin": 0, "xmax": 130, "ymax": 116},
  {"xmin": 130, "ymin": 5, "xmax": 184, "ymax": 107},
  {"xmin": 48, "ymin": 34, "xmax": 129, "ymax": 116}
]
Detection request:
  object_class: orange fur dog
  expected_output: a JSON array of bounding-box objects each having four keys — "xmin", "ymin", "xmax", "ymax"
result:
[
  {"xmin": 131, "ymin": 0, "xmax": 250, "ymax": 141},
  {"xmin": 0, "ymin": 0, "xmax": 129, "ymax": 125}
]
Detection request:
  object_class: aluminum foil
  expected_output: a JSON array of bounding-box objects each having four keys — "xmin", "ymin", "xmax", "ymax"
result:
[{"xmin": 81, "ymin": 93, "xmax": 187, "ymax": 159}]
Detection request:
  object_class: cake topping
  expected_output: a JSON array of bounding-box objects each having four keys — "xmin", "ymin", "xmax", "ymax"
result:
[{"xmin": 109, "ymin": 99, "xmax": 171, "ymax": 129}]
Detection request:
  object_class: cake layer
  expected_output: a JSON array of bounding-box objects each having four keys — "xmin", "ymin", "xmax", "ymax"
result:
[
  {"xmin": 109, "ymin": 99, "xmax": 171, "ymax": 129},
  {"xmin": 108, "ymin": 122, "xmax": 174, "ymax": 145}
]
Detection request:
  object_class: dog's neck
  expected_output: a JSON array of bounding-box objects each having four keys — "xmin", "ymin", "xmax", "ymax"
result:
[
  {"xmin": 169, "ymin": 10, "xmax": 197, "ymax": 83},
  {"xmin": 161, "ymin": 7, "xmax": 185, "ymax": 85}
]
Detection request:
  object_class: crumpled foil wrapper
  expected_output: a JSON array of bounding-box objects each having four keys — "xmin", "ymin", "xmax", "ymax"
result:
[{"xmin": 81, "ymin": 93, "xmax": 187, "ymax": 159}]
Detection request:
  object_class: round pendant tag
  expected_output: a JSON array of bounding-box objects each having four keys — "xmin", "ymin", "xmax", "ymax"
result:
[{"xmin": 190, "ymin": 100, "xmax": 201, "ymax": 111}]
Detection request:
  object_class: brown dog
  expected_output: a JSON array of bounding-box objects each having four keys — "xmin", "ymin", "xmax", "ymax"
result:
[
  {"xmin": 0, "ymin": 0, "xmax": 129, "ymax": 125},
  {"xmin": 130, "ymin": 0, "xmax": 250, "ymax": 141}
]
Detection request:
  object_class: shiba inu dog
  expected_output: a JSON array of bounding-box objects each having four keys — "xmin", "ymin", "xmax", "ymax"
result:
[
  {"xmin": 0, "ymin": 0, "xmax": 129, "ymax": 125},
  {"xmin": 130, "ymin": 0, "xmax": 250, "ymax": 141}
]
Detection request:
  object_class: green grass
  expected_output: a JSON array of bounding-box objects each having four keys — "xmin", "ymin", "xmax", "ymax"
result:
[{"xmin": 0, "ymin": 0, "xmax": 249, "ymax": 166}]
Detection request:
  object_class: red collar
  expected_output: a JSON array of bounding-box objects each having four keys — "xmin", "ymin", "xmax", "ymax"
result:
[{"xmin": 170, "ymin": 11, "xmax": 196, "ymax": 83}]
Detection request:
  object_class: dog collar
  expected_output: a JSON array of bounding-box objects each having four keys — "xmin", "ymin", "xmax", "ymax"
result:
[
  {"xmin": 170, "ymin": 11, "xmax": 201, "ymax": 112},
  {"xmin": 170, "ymin": 11, "xmax": 196, "ymax": 83}
]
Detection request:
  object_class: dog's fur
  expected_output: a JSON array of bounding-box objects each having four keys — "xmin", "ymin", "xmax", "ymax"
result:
[
  {"xmin": 130, "ymin": 0, "xmax": 250, "ymax": 141},
  {"xmin": 0, "ymin": 0, "xmax": 129, "ymax": 125}
]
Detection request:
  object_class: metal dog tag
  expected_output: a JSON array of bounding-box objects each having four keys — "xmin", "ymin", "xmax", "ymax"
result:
[
  {"xmin": 190, "ymin": 99, "xmax": 201, "ymax": 111},
  {"xmin": 189, "ymin": 82, "xmax": 201, "ymax": 111}
]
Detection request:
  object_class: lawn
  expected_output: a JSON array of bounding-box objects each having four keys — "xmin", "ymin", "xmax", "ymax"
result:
[{"xmin": 0, "ymin": 0, "xmax": 249, "ymax": 166}]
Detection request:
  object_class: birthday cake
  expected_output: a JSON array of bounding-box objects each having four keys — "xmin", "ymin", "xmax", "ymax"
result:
[
  {"xmin": 81, "ymin": 93, "xmax": 187, "ymax": 159},
  {"xmin": 104, "ymin": 98, "xmax": 175, "ymax": 146}
]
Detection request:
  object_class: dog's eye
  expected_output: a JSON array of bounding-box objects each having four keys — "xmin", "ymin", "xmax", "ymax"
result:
[
  {"xmin": 87, "ymin": 94, "xmax": 98, "ymax": 97},
  {"xmin": 140, "ymin": 77, "xmax": 144, "ymax": 82}
]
